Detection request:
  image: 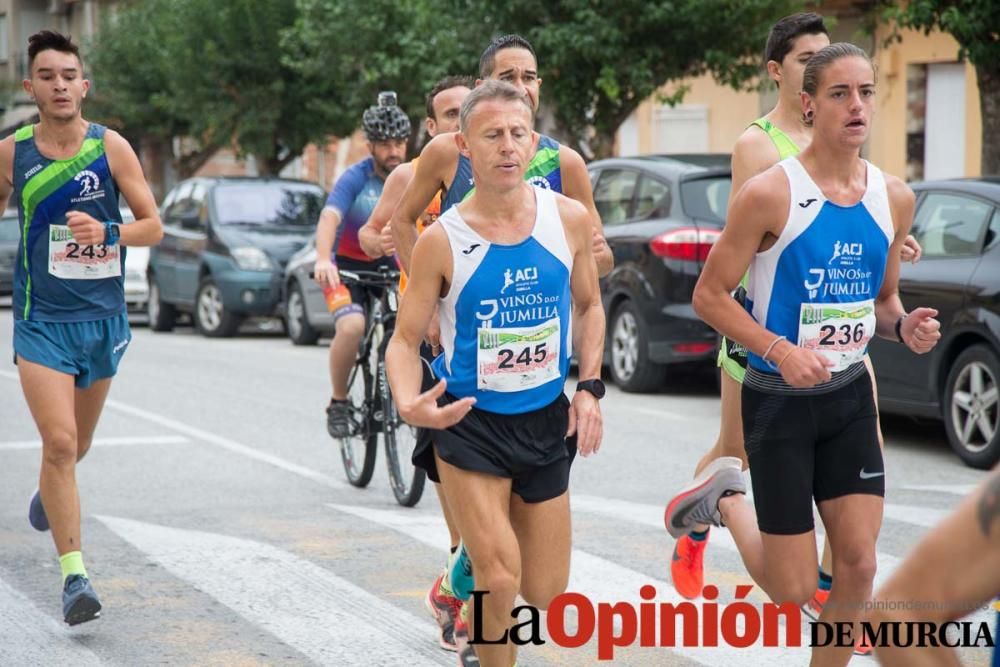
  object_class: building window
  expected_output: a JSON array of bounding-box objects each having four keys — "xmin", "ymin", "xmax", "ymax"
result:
[{"xmin": 906, "ymin": 64, "xmax": 927, "ymax": 182}]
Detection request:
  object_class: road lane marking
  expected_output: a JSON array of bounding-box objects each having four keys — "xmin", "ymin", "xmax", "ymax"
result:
[
  {"xmin": 899, "ymin": 484, "xmax": 977, "ymax": 496},
  {"xmin": 0, "ymin": 578, "xmax": 104, "ymax": 666},
  {"xmin": 96, "ymin": 515, "xmax": 450, "ymax": 666},
  {"xmin": 0, "ymin": 435, "xmax": 189, "ymax": 451},
  {"xmin": 0, "ymin": 368, "xmax": 346, "ymax": 490},
  {"xmin": 329, "ymin": 503, "xmax": 812, "ymax": 666}
]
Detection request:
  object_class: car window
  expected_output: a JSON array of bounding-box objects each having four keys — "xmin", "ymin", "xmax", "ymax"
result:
[
  {"xmin": 634, "ymin": 176, "xmax": 670, "ymax": 220},
  {"xmin": 593, "ymin": 170, "xmax": 638, "ymax": 226},
  {"xmin": 212, "ymin": 183, "xmax": 324, "ymax": 227},
  {"xmin": 680, "ymin": 176, "xmax": 732, "ymax": 224},
  {"xmin": 0, "ymin": 216, "xmax": 19, "ymax": 242},
  {"xmin": 162, "ymin": 182, "xmax": 193, "ymax": 225},
  {"xmin": 986, "ymin": 208, "xmax": 1000, "ymax": 250},
  {"xmin": 913, "ymin": 192, "xmax": 992, "ymax": 257}
]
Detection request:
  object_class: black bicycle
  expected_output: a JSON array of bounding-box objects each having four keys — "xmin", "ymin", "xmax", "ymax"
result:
[{"xmin": 332, "ymin": 266, "xmax": 426, "ymax": 507}]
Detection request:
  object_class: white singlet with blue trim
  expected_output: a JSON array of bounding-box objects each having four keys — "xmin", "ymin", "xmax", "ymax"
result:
[
  {"xmin": 745, "ymin": 157, "xmax": 895, "ymax": 374},
  {"xmin": 432, "ymin": 186, "xmax": 573, "ymax": 415}
]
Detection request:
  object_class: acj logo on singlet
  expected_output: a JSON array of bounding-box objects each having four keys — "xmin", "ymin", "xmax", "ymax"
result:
[
  {"xmin": 476, "ymin": 266, "xmax": 558, "ymax": 328},
  {"xmin": 804, "ymin": 241, "xmax": 872, "ymax": 299},
  {"xmin": 71, "ymin": 170, "xmax": 105, "ymax": 204}
]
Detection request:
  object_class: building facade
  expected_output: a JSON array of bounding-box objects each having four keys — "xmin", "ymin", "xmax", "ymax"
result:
[{"xmin": 616, "ymin": 5, "xmax": 984, "ymax": 181}]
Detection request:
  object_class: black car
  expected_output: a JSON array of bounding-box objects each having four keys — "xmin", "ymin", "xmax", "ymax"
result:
[
  {"xmin": 589, "ymin": 155, "xmax": 732, "ymax": 392},
  {"xmin": 0, "ymin": 210, "xmax": 17, "ymax": 298},
  {"xmin": 148, "ymin": 177, "xmax": 324, "ymax": 337},
  {"xmin": 868, "ymin": 178, "xmax": 1000, "ymax": 469}
]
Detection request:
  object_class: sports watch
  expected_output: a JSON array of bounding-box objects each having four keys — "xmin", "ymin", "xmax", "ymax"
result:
[
  {"xmin": 576, "ymin": 379, "xmax": 606, "ymax": 400},
  {"xmin": 103, "ymin": 221, "xmax": 120, "ymax": 246}
]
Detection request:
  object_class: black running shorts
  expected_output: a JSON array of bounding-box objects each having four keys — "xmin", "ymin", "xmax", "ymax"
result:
[
  {"xmin": 412, "ymin": 362, "xmax": 577, "ymax": 503},
  {"xmin": 741, "ymin": 370, "xmax": 884, "ymax": 535}
]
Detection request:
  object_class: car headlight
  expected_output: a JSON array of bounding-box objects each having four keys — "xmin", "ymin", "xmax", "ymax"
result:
[{"xmin": 231, "ymin": 247, "xmax": 273, "ymax": 271}]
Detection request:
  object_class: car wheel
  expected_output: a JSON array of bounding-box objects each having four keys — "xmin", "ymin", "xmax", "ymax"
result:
[
  {"xmin": 608, "ymin": 299, "xmax": 665, "ymax": 393},
  {"xmin": 194, "ymin": 276, "xmax": 242, "ymax": 338},
  {"xmin": 147, "ymin": 274, "xmax": 176, "ymax": 332},
  {"xmin": 286, "ymin": 280, "xmax": 319, "ymax": 346},
  {"xmin": 943, "ymin": 344, "xmax": 1000, "ymax": 469}
]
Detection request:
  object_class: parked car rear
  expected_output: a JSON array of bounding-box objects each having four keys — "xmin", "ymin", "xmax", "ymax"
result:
[
  {"xmin": 148, "ymin": 177, "xmax": 323, "ymax": 337},
  {"xmin": 868, "ymin": 177, "xmax": 1000, "ymax": 469},
  {"xmin": 588, "ymin": 155, "xmax": 731, "ymax": 392}
]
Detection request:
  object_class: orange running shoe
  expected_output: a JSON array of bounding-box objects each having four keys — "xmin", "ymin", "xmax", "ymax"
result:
[
  {"xmin": 670, "ymin": 533, "xmax": 708, "ymax": 599},
  {"xmin": 854, "ymin": 631, "xmax": 873, "ymax": 656},
  {"xmin": 801, "ymin": 588, "xmax": 829, "ymax": 621}
]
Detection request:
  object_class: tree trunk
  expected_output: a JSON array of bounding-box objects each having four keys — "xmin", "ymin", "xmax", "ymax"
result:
[
  {"xmin": 977, "ymin": 64, "xmax": 1000, "ymax": 176},
  {"xmin": 587, "ymin": 129, "xmax": 618, "ymax": 161}
]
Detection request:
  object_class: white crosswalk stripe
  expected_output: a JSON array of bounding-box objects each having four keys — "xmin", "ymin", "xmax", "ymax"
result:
[
  {"xmin": 95, "ymin": 515, "xmax": 452, "ymax": 666},
  {"xmin": 329, "ymin": 503, "xmax": 815, "ymax": 665},
  {"xmin": 0, "ymin": 578, "xmax": 103, "ymax": 666}
]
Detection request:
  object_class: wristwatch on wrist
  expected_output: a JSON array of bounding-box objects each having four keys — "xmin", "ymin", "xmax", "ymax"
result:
[
  {"xmin": 894, "ymin": 314, "xmax": 906, "ymax": 344},
  {"xmin": 103, "ymin": 221, "xmax": 120, "ymax": 246},
  {"xmin": 576, "ymin": 379, "xmax": 606, "ymax": 400}
]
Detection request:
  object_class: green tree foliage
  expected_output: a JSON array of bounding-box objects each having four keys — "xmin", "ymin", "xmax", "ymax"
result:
[
  {"xmin": 283, "ymin": 0, "xmax": 485, "ymax": 152},
  {"xmin": 460, "ymin": 0, "xmax": 804, "ymax": 158},
  {"xmin": 89, "ymin": 0, "xmax": 313, "ymax": 176},
  {"xmin": 878, "ymin": 0, "xmax": 1000, "ymax": 174}
]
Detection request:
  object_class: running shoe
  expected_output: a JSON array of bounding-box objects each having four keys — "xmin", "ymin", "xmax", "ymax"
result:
[
  {"xmin": 448, "ymin": 540, "xmax": 474, "ymax": 601},
  {"xmin": 62, "ymin": 575, "xmax": 101, "ymax": 626},
  {"xmin": 854, "ymin": 632, "xmax": 873, "ymax": 656},
  {"xmin": 664, "ymin": 457, "xmax": 745, "ymax": 539},
  {"xmin": 28, "ymin": 489, "xmax": 49, "ymax": 532},
  {"xmin": 801, "ymin": 588, "xmax": 829, "ymax": 621},
  {"xmin": 326, "ymin": 400, "xmax": 353, "ymax": 439},
  {"xmin": 454, "ymin": 602, "xmax": 480, "ymax": 666},
  {"xmin": 670, "ymin": 532, "xmax": 708, "ymax": 599},
  {"xmin": 425, "ymin": 573, "xmax": 462, "ymax": 651}
]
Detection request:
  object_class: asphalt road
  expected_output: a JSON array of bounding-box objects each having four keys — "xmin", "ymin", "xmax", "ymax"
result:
[{"xmin": 0, "ymin": 307, "xmax": 994, "ymax": 666}]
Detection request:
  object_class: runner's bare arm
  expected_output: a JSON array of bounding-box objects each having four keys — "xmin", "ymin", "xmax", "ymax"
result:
[
  {"xmin": 360, "ymin": 161, "xmax": 413, "ymax": 258},
  {"xmin": 560, "ymin": 195, "xmax": 605, "ymax": 455},
  {"xmin": 0, "ymin": 136, "xmax": 14, "ymax": 211},
  {"xmin": 728, "ymin": 128, "xmax": 781, "ymax": 214},
  {"xmin": 101, "ymin": 130, "xmax": 162, "ymax": 246},
  {"xmin": 876, "ymin": 176, "xmax": 939, "ymax": 354},
  {"xmin": 559, "ymin": 146, "xmax": 613, "ymax": 277},
  {"xmin": 386, "ymin": 225, "xmax": 474, "ymax": 428},
  {"xmin": 695, "ymin": 168, "xmax": 833, "ymax": 387},
  {"xmin": 391, "ymin": 134, "xmax": 455, "ymax": 273}
]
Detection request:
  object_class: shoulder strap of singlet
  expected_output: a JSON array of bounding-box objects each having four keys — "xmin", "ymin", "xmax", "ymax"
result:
[
  {"xmin": 751, "ymin": 118, "xmax": 800, "ymax": 160},
  {"xmin": 530, "ymin": 187, "xmax": 572, "ymax": 270},
  {"xmin": 860, "ymin": 161, "xmax": 895, "ymax": 243}
]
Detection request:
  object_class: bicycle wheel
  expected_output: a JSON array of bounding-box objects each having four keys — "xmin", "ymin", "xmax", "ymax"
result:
[
  {"xmin": 338, "ymin": 359, "xmax": 378, "ymax": 487},
  {"xmin": 378, "ymin": 344, "xmax": 426, "ymax": 507}
]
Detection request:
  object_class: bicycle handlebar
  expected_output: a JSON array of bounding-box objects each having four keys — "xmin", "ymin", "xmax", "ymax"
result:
[{"xmin": 308, "ymin": 266, "xmax": 401, "ymax": 287}]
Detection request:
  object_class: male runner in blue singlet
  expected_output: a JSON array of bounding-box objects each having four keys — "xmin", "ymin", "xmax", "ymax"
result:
[
  {"xmin": 386, "ymin": 80, "xmax": 605, "ymax": 667},
  {"xmin": 1, "ymin": 30, "xmax": 162, "ymax": 625}
]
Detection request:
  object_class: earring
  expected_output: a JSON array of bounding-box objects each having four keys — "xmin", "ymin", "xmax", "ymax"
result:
[{"xmin": 805, "ymin": 109, "xmax": 814, "ymax": 121}]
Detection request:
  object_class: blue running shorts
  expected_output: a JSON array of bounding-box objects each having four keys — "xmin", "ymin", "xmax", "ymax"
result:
[{"xmin": 13, "ymin": 313, "xmax": 131, "ymax": 388}]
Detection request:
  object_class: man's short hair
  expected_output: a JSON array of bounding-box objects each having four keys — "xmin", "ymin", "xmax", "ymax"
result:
[
  {"xmin": 27, "ymin": 30, "xmax": 81, "ymax": 73},
  {"xmin": 425, "ymin": 75, "xmax": 476, "ymax": 120},
  {"xmin": 764, "ymin": 13, "xmax": 827, "ymax": 67},
  {"xmin": 459, "ymin": 80, "xmax": 534, "ymax": 134},
  {"xmin": 479, "ymin": 34, "xmax": 536, "ymax": 80}
]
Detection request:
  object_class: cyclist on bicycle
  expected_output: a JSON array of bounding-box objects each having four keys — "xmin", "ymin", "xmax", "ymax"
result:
[{"xmin": 314, "ymin": 92, "xmax": 410, "ymax": 438}]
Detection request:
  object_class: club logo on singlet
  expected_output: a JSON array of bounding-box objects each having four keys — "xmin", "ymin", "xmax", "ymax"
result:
[
  {"xmin": 72, "ymin": 170, "xmax": 105, "ymax": 204},
  {"xmin": 527, "ymin": 175, "xmax": 552, "ymax": 189},
  {"xmin": 829, "ymin": 241, "xmax": 863, "ymax": 266}
]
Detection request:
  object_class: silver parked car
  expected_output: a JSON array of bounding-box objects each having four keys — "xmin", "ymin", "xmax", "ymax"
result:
[{"xmin": 282, "ymin": 238, "xmax": 336, "ymax": 345}]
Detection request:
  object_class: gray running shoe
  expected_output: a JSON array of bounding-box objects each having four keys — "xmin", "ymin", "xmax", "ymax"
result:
[
  {"xmin": 326, "ymin": 400, "xmax": 353, "ymax": 439},
  {"xmin": 62, "ymin": 575, "xmax": 101, "ymax": 626},
  {"xmin": 664, "ymin": 457, "xmax": 745, "ymax": 538}
]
